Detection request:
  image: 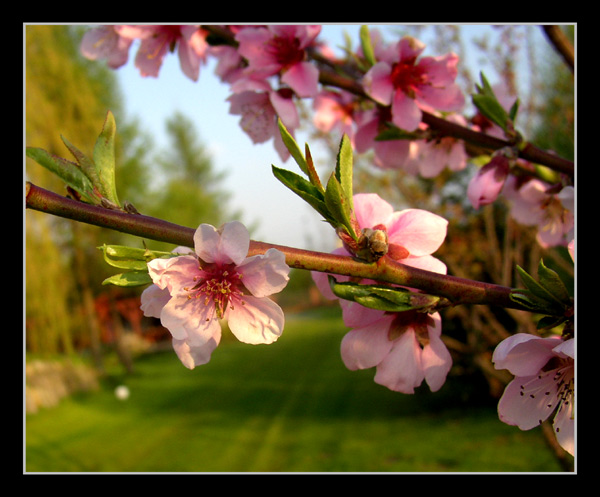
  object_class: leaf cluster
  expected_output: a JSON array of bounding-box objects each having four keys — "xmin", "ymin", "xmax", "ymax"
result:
[
  {"xmin": 26, "ymin": 111, "xmax": 122, "ymax": 210},
  {"xmin": 272, "ymin": 119, "xmax": 358, "ymax": 242},
  {"xmin": 510, "ymin": 259, "xmax": 574, "ymax": 334}
]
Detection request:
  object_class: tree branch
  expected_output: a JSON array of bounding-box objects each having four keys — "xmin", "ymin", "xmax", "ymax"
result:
[
  {"xmin": 542, "ymin": 25, "xmax": 575, "ymax": 73},
  {"xmin": 26, "ymin": 182, "xmax": 528, "ymax": 311}
]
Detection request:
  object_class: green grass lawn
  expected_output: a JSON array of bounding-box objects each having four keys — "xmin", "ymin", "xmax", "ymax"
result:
[{"xmin": 25, "ymin": 307, "xmax": 563, "ymax": 473}]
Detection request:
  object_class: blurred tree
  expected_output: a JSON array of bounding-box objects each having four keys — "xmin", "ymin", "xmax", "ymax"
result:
[
  {"xmin": 25, "ymin": 25, "xmax": 153, "ymax": 365},
  {"xmin": 144, "ymin": 111, "xmax": 236, "ymax": 251}
]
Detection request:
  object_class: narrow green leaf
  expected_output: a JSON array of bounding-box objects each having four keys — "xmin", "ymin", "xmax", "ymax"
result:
[
  {"xmin": 93, "ymin": 111, "xmax": 120, "ymax": 206},
  {"xmin": 272, "ymin": 166, "xmax": 335, "ymax": 224},
  {"xmin": 277, "ymin": 118, "xmax": 308, "ymax": 176},
  {"xmin": 26, "ymin": 147, "xmax": 99, "ymax": 204},
  {"xmin": 508, "ymin": 98, "xmax": 520, "ymax": 122},
  {"xmin": 325, "ymin": 173, "xmax": 356, "ymax": 239},
  {"xmin": 509, "ymin": 289, "xmax": 562, "ymax": 316},
  {"xmin": 60, "ymin": 134, "xmax": 100, "ymax": 187},
  {"xmin": 101, "ymin": 244, "xmax": 174, "ymax": 261},
  {"xmin": 335, "ymin": 134, "xmax": 354, "ymax": 214},
  {"xmin": 471, "ymin": 94, "xmax": 509, "ymax": 131},
  {"xmin": 305, "ymin": 143, "xmax": 324, "ymax": 192},
  {"xmin": 359, "ymin": 25, "xmax": 377, "ymax": 67},
  {"xmin": 102, "ymin": 271, "xmax": 153, "ymax": 287}
]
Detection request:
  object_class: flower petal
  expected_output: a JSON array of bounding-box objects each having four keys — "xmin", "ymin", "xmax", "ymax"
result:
[
  {"xmin": 159, "ymin": 295, "xmax": 220, "ymax": 343},
  {"xmin": 172, "ymin": 335, "xmax": 220, "ymax": 370},
  {"xmin": 391, "ymin": 91, "xmax": 422, "ymax": 132},
  {"xmin": 194, "ymin": 221, "xmax": 249, "ymax": 265},
  {"xmin": 497, "ymin": 374, "xmax": 558, "ymax": 430},
  {"xmin": 140, "ymin": 284, "xmax": 171, "ymax": 319},
  {"xmin": 374, "ymin": 329, "xmax": 424, "ymax": 393},
  {"xmin": 147, "ymin": 255, "xmax": 199, "ymax": 294},
  {"xmin": 237, "ymin": 248, "xmax": 290, "ymax": 298},
  {"xmin": 281, "ymin": 61, "xmax": 319, "ymax": 98},
  {"xmin": 362, "ymin": 62, "xmax": 394, "ymax": 106},
  {"xmin": 226, "ymin": 295, "xmax": 284, "ymax": 345},
  {"xmin": 492, "ymin": 334, "xmax": 559, "ymax": 377},
  {"xmin": 386, "ymin": 209, "xmax": 448, "ymax": 257},
  {"xmin": 420, "ymin": 314, "xmax": 452, "ymax": 392},
  {"xmin": 353, "ymin": 193, "xmax": 394, "ymax": 229},
  {"xmin": 553, "ymin": 394, "xmax": 574, "ymax": 456},
  {"xmin": 340, "ymin": 316, "xmax": 394, "ymax": 370}
]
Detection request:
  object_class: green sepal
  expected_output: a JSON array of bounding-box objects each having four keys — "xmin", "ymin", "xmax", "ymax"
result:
[
  {"xmin": 359, "ymin": 25, "xmax": 377, "ymax": 67},
  {"xmin": 99, "ymin": 244, "xmax": 176, "ymax": 286},
  {"xmin": 92, "ymin": 111, "xmax": 120, "ymax": 207},
  {"xmin": 328, "ymin": 276, "xmax": 441, "ymax": 313},
  {"xmin": 102, "ymin": 271, "xmax": 153, "ymax": 287},
  {"xmin": 25, "ymin": 146, "xmax": 101, "ymax": 205}
]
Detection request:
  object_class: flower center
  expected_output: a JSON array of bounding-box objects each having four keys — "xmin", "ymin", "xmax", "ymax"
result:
[
  {"xmin": 187, "ymin": 263, "xmax": 244, "ymax": 319},
  {"xmin": 266, "ymin": 35, "xmax": 305, "ymax": 69},
  {"xmin": 390, "ymin": 60, "xmax": 428, "ymax": 98}
]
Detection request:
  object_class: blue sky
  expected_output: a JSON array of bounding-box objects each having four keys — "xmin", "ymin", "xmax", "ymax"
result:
[{"xmin": 114, "ymin": 24, "xmax": 546, "ymax": 249}]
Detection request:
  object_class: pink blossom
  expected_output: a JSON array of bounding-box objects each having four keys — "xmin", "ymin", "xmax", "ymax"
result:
[
  {"xmin": 341, "ymin": 311, "xmax": 451, "ymax": 394},
  {"xmin": 362, "ymin": 36, "xmax": 465, "ymax": 132},
  {"xmin": 312, "ymin": 193, "xmax": 451, "ymax": 393},
  {"xmin": 227, "ymin": 77, "xmax": 300, "ymax": 161},
  {"xmin": 235, "ymin": 25, "xmax": 322, "ymax": 97},
  {"xmin": 115, "ymin": 25, "xmax": 209, "ymax": 81},
  {"xmin": 141, "ymin": 222, "xmax": 290, "ymax": 369},
  {"xmin": 354, "ymin": 107, "xmax": 410, "ymax": 169},
  {"xmin": 80, "ymin": 25, "xmax": 135, "ymax": 69},
  {"xmin": 313, "ymin": 90, "xmax": 356, "ymax": 142},
  {"xmin": 503, "ymin": 177, "xmax": 574, "ymax": 248},
  {"xmin": 467, "ymin": 153, "xmax": 511, "ymax": 209},
  {"xmin": 493, "ymin": 334, "xmax": 574, "ymax": 456},
  {"xmin": 403, "ymin": 115, "xmax": 469, "ymax": 178}
]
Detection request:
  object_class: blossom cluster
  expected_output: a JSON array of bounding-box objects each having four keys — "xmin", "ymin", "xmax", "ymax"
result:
[
  {"xmin": 80, "ymin": 24, "xmax": 574, "ymax": 252},
  {"xmin": 312, "ymin": 193, "xmax": 453, "ymax": 394}
]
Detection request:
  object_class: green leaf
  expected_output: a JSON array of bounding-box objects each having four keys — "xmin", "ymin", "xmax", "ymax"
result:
[
  {"xmin": 304, "ymin": 143, "xmax": 324, "ymax": 193},
  {"xmin": 508, "ymin": 98, "xmax": 520, "ymax": 122},
  {"xmin": 537, "ymin": 259, "xmax": 572, "ymax": 304},
  {"xmin": 472, "ymin": 72, "xmax": 510, "ymax": 131},
  {"xmin": 277, "ymin": 118, "xmax": 308, "ymax": 176},
  {"xmin": 472, "ymin": 94, "xmax": 509, "ymax": 131},
  {"xmin": 516, "ymin": 265, "xmax": 566, "ymax": 308},
  {"xmin": 102, "ymin": 271, "xmax": 153, "ymax": 287},
  {"xmin": 26, "ymin": 147, "xmax": 100, "ymax": 204},
  {"xmin": 93, "ymin": 111, "xmax": 120, "ymax": 206},
  {"xmin": 359, "ymin": 25, "xmax": 377, "ymax": 67},
  {"xmin": 99, "ymin": 244, "xmax": 175, "ymax": 271},
  {"xmin": 509, "ymin": 289, "xmax": 562, "ymax": 316},
  {"xmin": 272, "ymin": 166, "xmax": 336, "ymax": 224},
  {"xmin": 335, "ymin": 133, "xmax": 354, "ymax": 215},
  {"xmin": 324, "ymin": 173, "xmax": 357, "ymax": 240}
]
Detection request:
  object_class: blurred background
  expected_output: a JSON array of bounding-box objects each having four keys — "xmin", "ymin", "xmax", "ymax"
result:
[{"xmin": 24, "ymin": 24, "xmax": 574, "ymax": 472}]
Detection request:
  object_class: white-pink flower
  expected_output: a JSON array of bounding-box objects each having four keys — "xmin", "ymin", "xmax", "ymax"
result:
[
  {"xmin": 141, "ymin": 221, "xmax": 290, "ymax": 369},
  {"xmin": 313, "ymin": 90, "xmax": 356, "ymax": 143},
  {"xmin": 492, "ymin": 333, "xmax": 574, "ymax": 456},
  {"xmin": 362, "ymin": 36, "xmax": 465, "ymax": 132},
  {"xmin": 235, "ymin": 25, "xmax": 322, "ymax": 97}
]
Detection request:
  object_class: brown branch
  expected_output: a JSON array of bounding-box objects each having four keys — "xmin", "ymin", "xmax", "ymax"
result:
[
  {"xmin": 26, "ymin": 182, "xmax": 529, "ymax": 311},
  {"xmin": 542, "ymin": 25, "xmax": 575, "ymax": 72}
]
